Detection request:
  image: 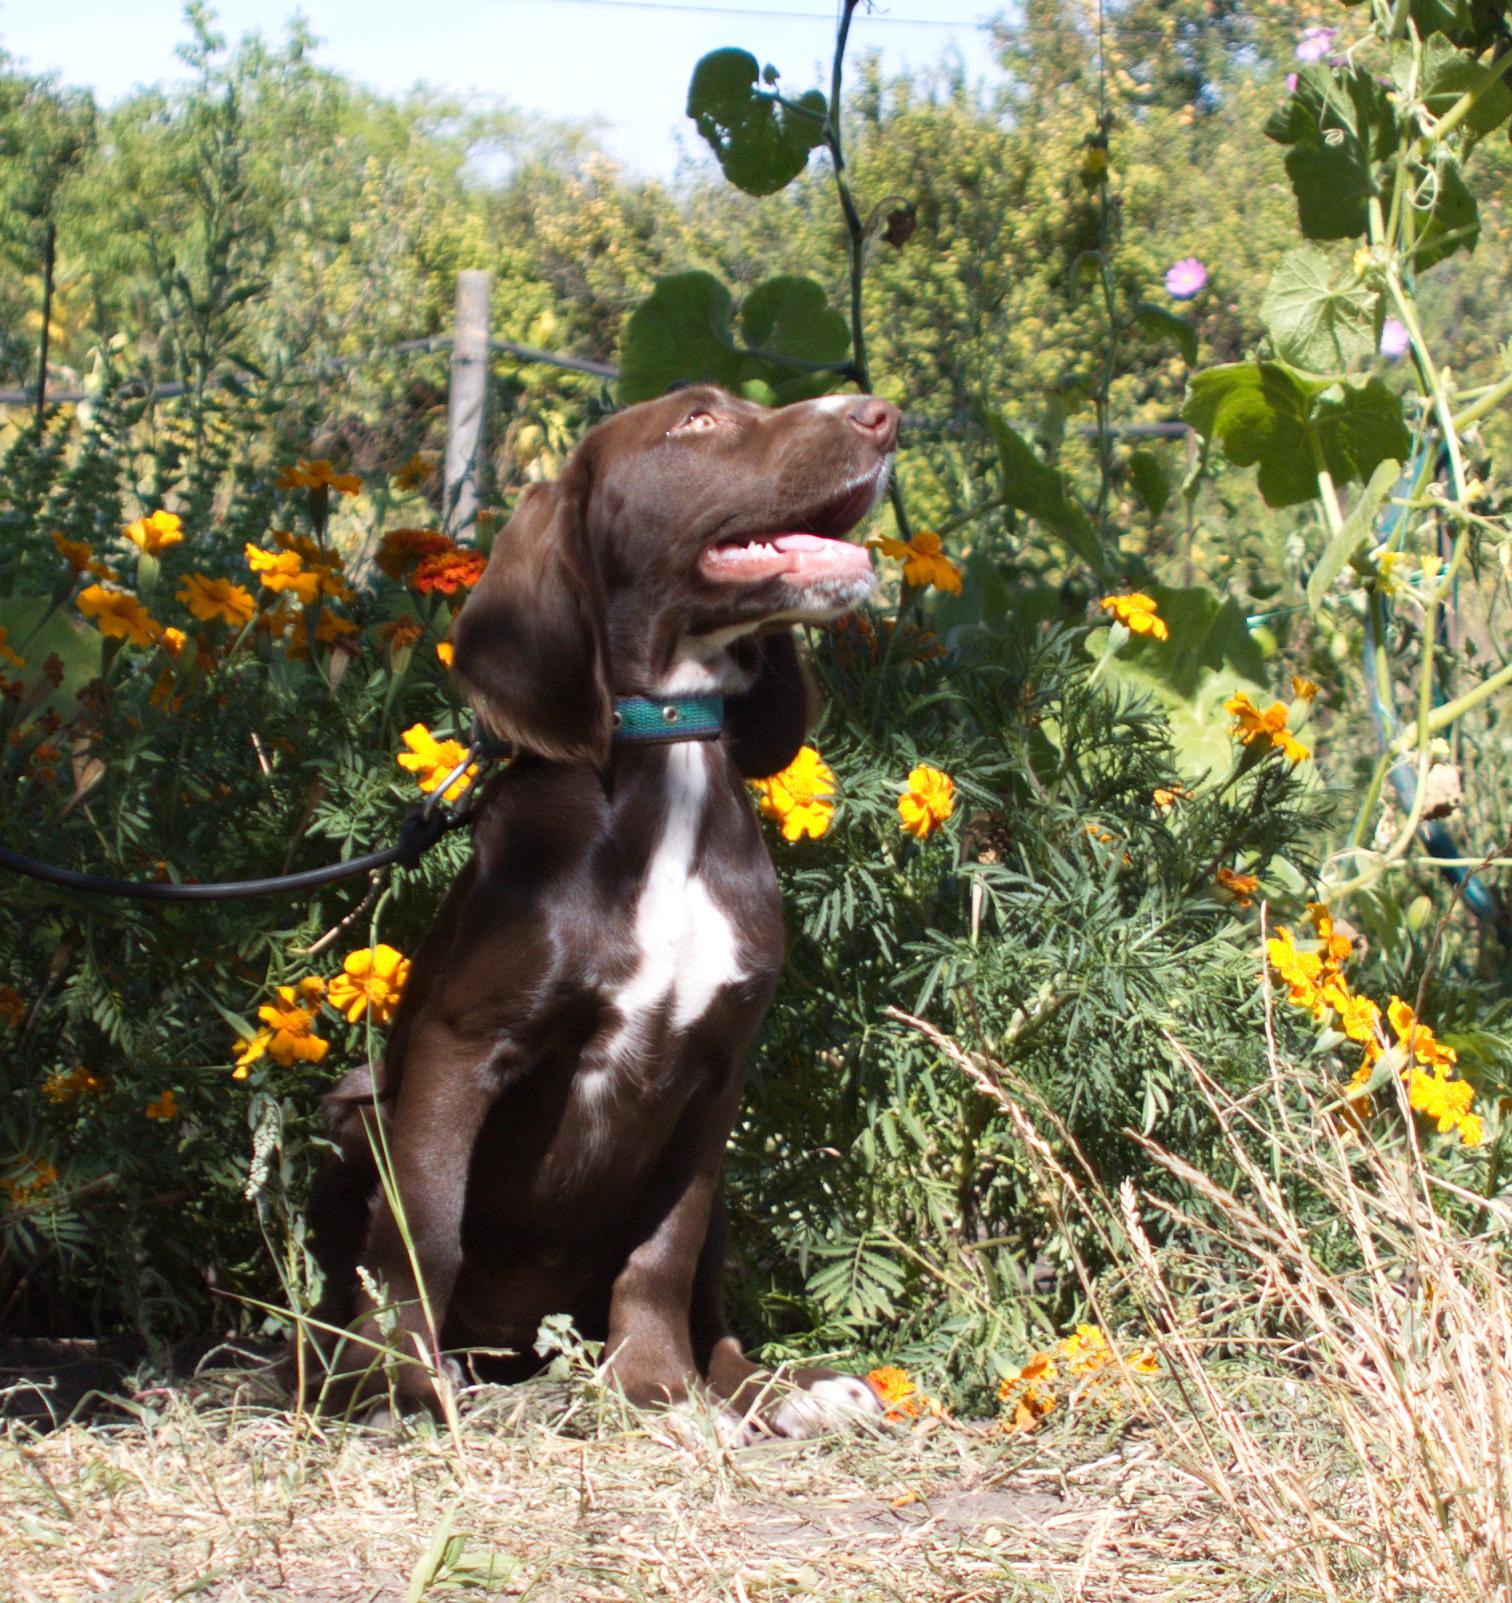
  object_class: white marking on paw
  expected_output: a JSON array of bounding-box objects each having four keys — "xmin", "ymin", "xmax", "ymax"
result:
[{"xmin": 770, "ymin": 1375, "xmax": 885, "ymax": 1440}]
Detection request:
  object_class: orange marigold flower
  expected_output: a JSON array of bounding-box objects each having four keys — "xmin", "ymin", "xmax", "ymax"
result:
[
  {"xmin": 1100, "ymin": 592, "xmax": 1169, "ymax": 641},
  {"xmin": 398, "ymin": 724, "xmax": 478, "ymax": 805},
  {"xmin": 1291, "ymin": 676, "xmax": 1319, "ymax": 701},
  {"xmin": 870, "ymin": 529, "xmax": 963, "ymax": 594},
  {"xmin": 124, "ymin": 510, "xmax": 184, "ymax": 553},
  {"xmin": 52, "ymin": 530, "xmax": 92, "ymax": 571},
  {"xmin": 376, "ymin": 528, "xmax": 455, "ymax": 580},
  {"xmin": 749, "ymin": 745, "xmax": 836, "ymax": 842},
  {"xmin": 145, "ymin": 1089, "xmax": 178, "ymax": 1120},
  {"xmin": 897, "ymin": 764, "xmax": 955, "ymax": 840},
  {"xmin": 1152, "ymin": 784, "xmax": 1189, "ymax": 810},
  {"xmin": 77, "ymin": 584, "xmax": 160, "ymax": 647},
  {"xmin": 379, "ymin": 617, "xmax": 424, "ymax": 654},
  {"xmin": 251, "ymin": 978, "xmax": 331, "ymax": 1068},
  {"xmin": 278, "ymin": 458, "xmax": 361, "ymax": 496},
  {"xmin": 1215, "ymin": 866, "xmax": 1259, "ymax": 907},
  {"xmin": 866, "ymin": 1365, "xmax": 922, "ymax": 1421},
  {"xmin": 1226, "ymin": 692, "xmax": 1310, "ymax": 765},
  {"xmin": 245, "ymin": 543, "xmax": 321, "ymax": 604},
  {"xmin": 43, "ymin": 1066, "xmax": 104, "ymax": 1102},
  {"xmin": 178, "ymin": 574, "xmax": 255, "ymax": 627},
  {"xmin": 1, "ymin": 1155, "xmax": 58, "ymax": 1202},
  {"xmin": 327, "ymin": 945, "xmax": 411, "ymax": 1026},
  {"xmin": 412, "ymin": 547, "xmax": 487, "ymax": 595},
  {"xmin": 436, "ymin": 640, "xmax": 455, "ymax": 668}
]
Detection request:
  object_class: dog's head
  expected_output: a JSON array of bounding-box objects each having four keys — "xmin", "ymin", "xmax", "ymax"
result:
[{"xmin": 450, "ymin": 386, "xmax": 899, "ymax": 764}]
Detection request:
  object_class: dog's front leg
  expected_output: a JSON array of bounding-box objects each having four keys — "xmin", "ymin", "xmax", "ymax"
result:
[
  {"xmin": 343, "ymin": 1040, "xmax": 504, "ymax": 1415},
  {"xmin": 601, "ymin": 1079, "xmax": 739, "ymax": 1410}
]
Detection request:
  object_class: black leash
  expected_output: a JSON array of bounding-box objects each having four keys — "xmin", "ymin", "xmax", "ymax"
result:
[{"xmin": 0, "ymin": 805, "xmax": 474, "ymax": 903}]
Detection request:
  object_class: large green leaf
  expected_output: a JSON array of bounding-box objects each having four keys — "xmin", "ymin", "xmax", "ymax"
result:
[
  {"xmin": 1386, "ymin": 156, "xmax": 1480, "ymax": 271},
  {"xmin": 1095, "ymin": 584, "xmax": 1270, "ymax": 779},
  {"xmin": 686, "ymin": 49, "xmax": 827, "ymax": 197},
  {"xmin": 739, "ymin": 276, "xmax": 850, "ymax": 371},
  {"xmin": 986, "ymin": 415, "xmax": 1105, "ymax": 574},
  {"xmin": 1265, "ymin": 64, "xmax": 1394, "ymax": 241},
  {"xmin": 1182, "ymin": 362, "xmax": 1410, "ymax": 509},
  {"xmin": 1259, "ymin": 245, "xmax": 1377, "ymax": 372},
  {"xmin": 617, "ymin": 271, "xmax": 849, "ymax": 405},
  {"xmin": 1404, "ymin": 34, "xmax": 1512, "ymax": 139}
]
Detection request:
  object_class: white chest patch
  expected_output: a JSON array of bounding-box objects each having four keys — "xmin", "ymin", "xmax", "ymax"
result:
[{"xmin": 594, "ymin": 744, "xmax": 745, "ymax": 1077}]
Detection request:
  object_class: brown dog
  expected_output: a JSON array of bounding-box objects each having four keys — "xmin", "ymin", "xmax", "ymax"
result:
[{"xmin": 306, "ymin": 385, "xmax": 900, "ymax": 1435}]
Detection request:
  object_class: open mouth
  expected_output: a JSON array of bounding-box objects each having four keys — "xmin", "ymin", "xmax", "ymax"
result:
[{"xmin": 698, "ymin": 470, "xmax": 885, "ymax": 587}]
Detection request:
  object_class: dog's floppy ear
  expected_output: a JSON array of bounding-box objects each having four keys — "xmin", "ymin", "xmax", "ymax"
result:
[
  {"xmin": 450, "ymin": 476, "xmax": 612, "ymax": 765},
  {"xmin": 726, "ymin": 629, "xmax": 811, "ymax": 780}
]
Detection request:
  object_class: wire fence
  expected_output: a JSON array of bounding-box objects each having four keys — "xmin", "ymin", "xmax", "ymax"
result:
[{"xmin": 0, "ymin": 329, "xmax": 1189, "ymax": 439}]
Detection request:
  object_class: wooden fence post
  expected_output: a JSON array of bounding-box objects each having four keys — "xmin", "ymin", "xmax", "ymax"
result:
[{"xmin": 444, "ymin": 269, "xmax": 491, "ymax": 538}]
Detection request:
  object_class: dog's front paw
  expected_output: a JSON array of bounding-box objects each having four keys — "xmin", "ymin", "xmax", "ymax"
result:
[{"xmin": 768, "ymin": 1371, "xmax": 885, "ymax": 1440}]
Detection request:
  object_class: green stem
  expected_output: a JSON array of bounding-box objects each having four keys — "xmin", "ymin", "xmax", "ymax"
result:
[
  {"xmin": 1454, "ymin": 368, "xmax": 1512, "ymax": 433},
  {"xmin": 1429, "ymin": 45, "xmax": 1512, "ymax": 147}
]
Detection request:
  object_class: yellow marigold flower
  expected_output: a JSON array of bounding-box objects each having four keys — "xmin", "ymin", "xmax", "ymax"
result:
[
  {"xmin": 1152, "ymin": 784, "xmax": 1189, "ymax": 810},
  {"xmin": 52, "ymin": 530, "xmax": 93, "ymax": 571},
  {"xmin": 1058, "ymin": 1324, "xmax": 1114, "ymax": 1375},
  {"xmin": 124, "ymin": 510, "xmax": 184, "ymax": 553},
  {"xmin": 254, "ymin": 978, "xmax": 331, "ymax": 1067},
  {"xmin": 1215, "ymin": 866, "xmax": 1259, "ymax": 907},
  {"xmin": 1335, "ymin": 989, "xmax": 1381, "ymax": 1045},
  {"xmin": 1, "ymin": 1155, "xmax": 58, "ymax": 1201},
  {"xmin": 897, "ymin": 764, "xmax": 956, "ymax": 840},
  {"xmin": 436, "ymin": 639, "xmax": 455, "ymax": 668},
  {"xmin": 177, "ymin": 574, "xmax": 255, "ymax": 627},
  {"xmin": 278, "ymin": 458, "xmax": 361, "ymax": 496},
  {"xmin": 1226, "ymin": 692, "xmax": 1309, "ymax": 764},
  {"xmin": 398, "ymin": 723, "xmax": 478, "ymax": 805},
  {"xmin": 1266, "ymin": 927, "xmax": 1324, "ymax": 1010},
  {"xmin": 1291, "ymin": 676, "xmax": 1319, "ymax": 701},
  {"xmin": 1388, "ymin": 995, "xmax": 1457, "ymax": 1069},
  {"xmin": 1408, "ymin": 1067, "xmax": 1475, "ymax": 1135},
  {"xmin": 231, "ymin": 1030, "xmax": 269, "ymax": 1080},
  {"xmin": 43, "ymin": 1066, "xmax": 104, "ymax": 1102},
  {"xmin": 870, "ymin": 529, "xmax": 964, "ymax": 594},
  {"xmin": 156, "ymin": 626, "xmax": 188, "ymax": 659},
  {"xmin": 144, "ymin": 1089, "xmax": 178, "ymax": 1120},
  {"xmin": 272, "ymin": 531, "xmax": 353, "ymax": 601},
  {"xmin": 1100, "ymin": 592, "xmax": 1169, "ymax": 641},
  {"xmin": 0, "ymin": 627, "xmax": 24, "ymax": 669},
  {"xmin": 245, "ymin": 543, "xmax": 321, "ymax": 604},
  {"xmin": 1128, "ymin": 1349, "xmax": 1161, "ymax": 1376},
  {"xmin": 0, "ymin": 985, "xmax": 26, "ymax": 1025},
  {"xmin": 1458, "ymin": 1113, "xmax": 1486, "ymax": 1148},
  {"xmin": 77, "ymin": 584, "xmax": 159, "ymax": 647},
  {"xmin": 866, "ymin": 1365, "xmax": 921, "ymax": 1421},
  {"xmin": 996, "ymin": 1350, "xmax": 1058, "ymax": 1433},
  {"xmin": 749, "ymin": 745, "xmax": 836, "ymax": 842},
  {"xmin": 327, "ymin": 944, "xmax": 411, "ymax": 1025}
]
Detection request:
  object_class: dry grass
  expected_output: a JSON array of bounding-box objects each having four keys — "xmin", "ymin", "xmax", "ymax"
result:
[
  {"xmin": 4, "ymin": 1353, "xmax": 1325, "ymax": 1603},
  {"xmin": 892, "ymin": 981, "xmax": 1512, "ymax": 1603}
]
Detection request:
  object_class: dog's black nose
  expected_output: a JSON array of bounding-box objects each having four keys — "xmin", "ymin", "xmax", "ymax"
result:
[{"xmin": 846, "ymin": 396, "xmax": 901, "ymax": 452}]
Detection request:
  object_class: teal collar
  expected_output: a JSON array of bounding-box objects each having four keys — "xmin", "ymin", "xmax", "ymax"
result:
[
  {"xmin": 611, "ymin": 693, "xmax": 724, "ymax": 744},
  {"xmin": 469, "ymin": 694, "xmax": 724, "ymax": 762}
]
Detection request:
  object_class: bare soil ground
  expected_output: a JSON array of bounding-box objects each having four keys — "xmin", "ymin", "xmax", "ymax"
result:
[{"xmin": 0, "ymin": 1344, "xmax": 1274, "ymax": 1603}]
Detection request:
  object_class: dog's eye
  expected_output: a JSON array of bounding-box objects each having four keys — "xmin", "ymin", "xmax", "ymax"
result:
[{"xmin": 669, "ymin": 410, "xmax": 717, "ymax": 436}]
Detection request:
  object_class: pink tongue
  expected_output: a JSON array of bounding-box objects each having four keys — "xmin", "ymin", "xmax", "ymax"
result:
[{"xmin": 701, "ymin": 533, "xmax": 874, "ymax": 584}]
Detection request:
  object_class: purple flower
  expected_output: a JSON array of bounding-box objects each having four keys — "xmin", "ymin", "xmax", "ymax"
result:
[
  {"xmin": 1165, "ymin": 257, "xmax": 1208, "ymax": 300},
  {"xmin": 1296, "ymin": 27, "xmax": 1336, "ymax": 64},
  {"xmin": 1286, "ymin": 72, "xmax": 1298, "ymax": 93},
  {"xmin": 1379, "ymin": 318, "xmax": 1410, "ymax": 360}
]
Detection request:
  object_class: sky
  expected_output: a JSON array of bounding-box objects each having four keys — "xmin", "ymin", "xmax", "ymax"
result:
[{"xmin": 1, "ymin": 1, "xmax": 1008, "ymax": 178}]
